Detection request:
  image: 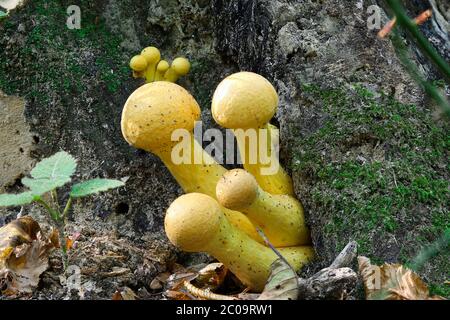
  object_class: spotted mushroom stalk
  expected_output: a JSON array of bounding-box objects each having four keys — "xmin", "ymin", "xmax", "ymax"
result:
[
  {"xmin": 216, "ymin": 169, "xmax": 310, "ymax": 247},
  {"xmin": 121, "ymin": 81, "xmax": 259, "ymax": 241},
  {"xmin": 165, "ymin": 193, "xmax": 315, "ymax": 292},
  {"xmin": 211, "ymin": 71, "xmax": 294, "ymax": 196}
]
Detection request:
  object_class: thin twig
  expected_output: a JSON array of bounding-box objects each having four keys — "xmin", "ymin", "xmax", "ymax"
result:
[
  {"xmin": 256, "ymin": 228, "xmax": 297, "ymax": 274},
  {"xmin": 183, "ymin": 281, "xmax": 238, "ymax": 300}
]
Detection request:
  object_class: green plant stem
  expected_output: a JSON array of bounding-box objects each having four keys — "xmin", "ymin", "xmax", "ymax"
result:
[
  {"xmin": 51, "ymin": 189, "xmax": 60, "ymax": 212},
  {"xmin": 36, "ymin": 197, "xmax": 59, "ymax": 221},
  {"xmin": 386, "ymin": 0, "xmax": 450, "ymax": 83},
  {"xmin": 390, "ymin": 30, "xmax": 450, "ymax": 116},
  {"xmin": 62, "ymin": 197, "xmax": 72, "ymax": 220},
  {"xmin": 409, "ymin": 229, "xmax": 450, "ymax": 272},
  {"xmin": 36, "ymin": 197, "xmax": 68, "ymax": 270},
  {"xmin": 56, "ymin": 222, "xmax": 69, "ymax": 271}
]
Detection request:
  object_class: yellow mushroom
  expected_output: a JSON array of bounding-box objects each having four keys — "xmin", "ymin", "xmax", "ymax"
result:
[
  {"xmin": 216, "ymin": 169, "xmax": 310, "ymax": 247},
  {"xmin": 121, "ymin": 81, "xmax": 260, "ymax": 241},
  {"xmin": 154, "ymin": 60, "xmax": 170, "ymax": 81},
  {"xmin": 211, "ymin": 71, "xmax": 294, "ymax": 196},
  {"xmin": 165, "ymin": 193, "xmax": 314, "ymax": 292},
  {"xmin": 164, "ymin": 57, "xmax": 191, "ymax": 82},
  {"xmin": 141, "ymin": 46, "xmax": 161, "ymax": 82},
  {"xmin": 130, "ymin": 55, "xmax": 148, "ymax": 72}
]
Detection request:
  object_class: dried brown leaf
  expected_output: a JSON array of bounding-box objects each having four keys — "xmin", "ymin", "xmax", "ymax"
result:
[
  {"xmin": 0, "ymin": 217, "xmax": 55, "ymax": 295},
  {"xmin": 358, "ymin": 256, "xmax": 445, "ymax": 300},
  {"xmin": 164, "ymin": 263, "xmax": 232, "ymax": 300},
  {"xmin": 195, "ymin": 263, "xmax": 228, "ymax": 290},
  {"xmin": 112, "ymin": 287, "xmax": 138, "ymax": 300},
  {"xmin": 164, "ymin": 289, "xmax": 193, "ymax": 300}
]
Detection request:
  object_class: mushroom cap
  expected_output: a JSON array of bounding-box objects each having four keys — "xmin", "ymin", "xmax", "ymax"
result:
[
  {"xmin": 211, "ymin": 72, "xmax": 278, "ymax": 129},
  {"xmin": 130, "ymin": 55, "xmax": 148, "ymax": 72},
  {"xmin": 141, "ymin": 46, "xmax": 161, "ymax": 64},
  {"xmin": 157, "ymin": 60, "xmax": 170, "ymax": 73},
  {"xmin": 216, "ymin": 169, "xmax": 258, "ymax": 211},
  {"xmin": 121, "ymin": 82, "xmax": 201, "ymax": 152},
  {"xmin": 165, "ymin": 193, "xmax": 222, "ymax": 252},
  {"xmin": 171, "ymin": 57, "xmax": 191, "ymax": 76}
]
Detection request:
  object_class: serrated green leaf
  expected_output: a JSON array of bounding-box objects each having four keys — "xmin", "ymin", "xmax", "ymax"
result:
[
  {"xmin": 0, "ymin": 192, "xmax": 35, "ymax": 207},
  {"xmin": 70, "ymin": 179, "xmax": 125, "ymax": 198},
  {"xmin": 22, "ymin": 176, "xmax": 71, "ymax": 196},
  {"xmin": 31, "ymin": 151, "xmax": 76, "ymax": 180}
]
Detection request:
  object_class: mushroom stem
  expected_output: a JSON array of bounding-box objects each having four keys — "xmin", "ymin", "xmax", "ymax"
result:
[
  {"xmin": 164, "ymin": 57, "xmax": 191, "ymax": 82},
  {"xmin": 233, "ymin": 123, "xmax": 294, "ymax": 196},
  {"xmin": 216, "ymin": 169, "xmax": 310, "ymax": 247},
  {"xmin": 211, "ymin": 72, "xmax": 294, "ymax": 196},
  {"xmin": 165, "ymin": 193, "xmax": 314, "ymax": 292},
  {"xmin": 141, "ymin": 47, "xmax": 161, "ymax": 83},
  {"xmin": 155, "ymin": 136, "xmax": 260, "ymax": 241},
  {"xmin": 121, "ymin": 82, "xmax": 259, "ymax": 242},
  {"xmin": 154, "ymin": 60, "xmax": 170, "ymax": 81}
]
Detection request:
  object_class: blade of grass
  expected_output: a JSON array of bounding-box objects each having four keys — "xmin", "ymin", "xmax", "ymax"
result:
[
  {"xmin": 386, "ymin": 0, "xmax": 450, "ymax": 83},
  {"xmin": 390, "ymin": 29, "xmax": 450, "ymax": 116}
]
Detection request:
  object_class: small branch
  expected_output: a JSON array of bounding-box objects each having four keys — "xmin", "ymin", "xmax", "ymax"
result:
[
  {"xmin": 298, "ymin": 241, "xmax": 359, "ymax": 300},
  {"xmin": 330, "ymin": 241, "xmax": 358, "ymax": 269},
  {"xmin": 183, "ymin": 281, "xmax": 238, "ymax": 300}
]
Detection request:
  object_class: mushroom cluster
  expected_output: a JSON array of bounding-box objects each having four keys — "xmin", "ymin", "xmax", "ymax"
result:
[
  {"xmin": 129, "ymin": 46, "xmax": 190, "ymax": 83},
  {"xmin": 121, "ymin": 71, "xmax": 313, "ymax": 292}
]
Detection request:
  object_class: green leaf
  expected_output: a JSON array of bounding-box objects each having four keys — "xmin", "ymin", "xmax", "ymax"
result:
[
  {"xmin": 0, "ymin": 192, "xmax": 35, "ymax": 207},
  {"xmin": 0, "ymin": 11, "xmax": 8, "ymax": 20},
  {"xmin": 31, "ymin": 151, "xmax": 77, "ymax": 180},
  {"xmin": 22, "ymin": 176, "xmax": 71, "ymax": 196},
  {"xmin": 258, "ymin": 259, "xmax": 299, "ymax": 300},
  {"xmin": 70, "ymin": 179, "xmax": 125, "ymax": 198}
]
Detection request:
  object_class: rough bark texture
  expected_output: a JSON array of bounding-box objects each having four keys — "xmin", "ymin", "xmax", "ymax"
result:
[{"xmin": 0, "ymin": 0, "xmax": 448, "ymax": 299}]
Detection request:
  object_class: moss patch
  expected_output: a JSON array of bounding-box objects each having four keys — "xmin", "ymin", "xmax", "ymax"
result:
[
  {"xmin": 0, "ymin": 0, "xmax": 129, "ymax": 99},
  {"xmin": 292, "ymin": 83, "xmax": 449, "ymax": 296}
]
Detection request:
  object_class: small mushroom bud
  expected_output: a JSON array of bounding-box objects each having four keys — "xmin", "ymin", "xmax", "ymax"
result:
[
  {"xmin": 164, "ymin": 57, "xmax": 191, "ymax": 82},
  {"xmin": 212, "ymin": 72, "xmax": 294, "ymax": 196},
  {"xmin": 165, "ymin": 193, "xmax": 314, "ymax": 291},
  {"xmin": 154, "ymin": 60, "xmax": 170, "ymax": 81},
  {"xmin": 141, "ymin": 46, "xmax": 161, "ymax": 82},
  {"xmin": 129, "ymin": 55, "xmax": 148, "ymax": 72},
  {"xmin": 216, "ymin": 169, "xmax": 310, "ymax": 247},
  {"xmin": 121, "ymin": 82, "xmax": 260, "ymax": 241}
]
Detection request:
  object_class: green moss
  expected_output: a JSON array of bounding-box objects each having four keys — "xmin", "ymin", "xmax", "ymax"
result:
[
  {"xmin": 430, "ymin": 284, "xmax": 450, "ymax": 298},
  {"xmin": 0, "ymin": 0, "xmax": 129, "ymax": 98},
  {"xmin": 293, "ymin": 83, "xmax": 449, "ymax": 289}
]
